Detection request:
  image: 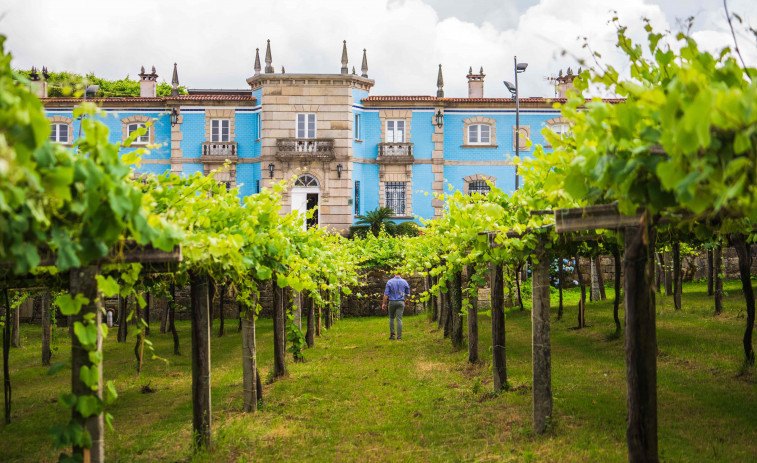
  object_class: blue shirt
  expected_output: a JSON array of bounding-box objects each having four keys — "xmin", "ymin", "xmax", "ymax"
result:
[{"xmin": 384, "ymin": 276, "xmax": 410, "ymax": 301}]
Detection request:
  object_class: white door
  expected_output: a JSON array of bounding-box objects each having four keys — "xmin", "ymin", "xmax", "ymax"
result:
[{"xmin": 291, "ymin": 187, "xmax": 319, "ymax": 230}]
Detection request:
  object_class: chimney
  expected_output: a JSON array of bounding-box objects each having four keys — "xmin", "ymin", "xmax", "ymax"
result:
[
  {"xmin": 467, "ymin": 66, "xmax": 485, "ymax": 98},
  {"xmin": 29, "ymin": 66, "xmax": 49, "ymax": 98},
  {"xmin": 138, "ymin": 65, "xmax": 158, "ymax": 97},
  {"xmin": 555, "ymin": 67, "xmax": 579, "ymax": 98}
]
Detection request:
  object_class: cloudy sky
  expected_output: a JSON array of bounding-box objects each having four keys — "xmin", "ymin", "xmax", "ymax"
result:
[{"xmin": 2, "ymin": 0, "xmax": 756, "ymax": 98}]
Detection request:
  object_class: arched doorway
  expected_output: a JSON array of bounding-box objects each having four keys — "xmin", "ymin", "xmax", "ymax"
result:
[{"xmin": 291, "ymin": 174, "xmax": 320, "ymax": 230}]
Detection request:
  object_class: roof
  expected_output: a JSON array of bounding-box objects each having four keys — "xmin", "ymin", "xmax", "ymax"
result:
[
  {"xmin": 41, "ymin": 94, "xmax": 255, "ymax": 103},
  {"xmin": 187, "ymin": 89, "xmax": 251, "ymax": 96},
  {"xmin": 362, "ymin": 95, "xmax": 625, "ymax": 105}
]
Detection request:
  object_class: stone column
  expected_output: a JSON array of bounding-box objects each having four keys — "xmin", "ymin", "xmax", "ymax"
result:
[
  {"xmin": 431, "ymin": 107, "xmax": 445, "ymax": 218},
  {"xmin": 170, "ymin": 110, "xmax": 183, "ymax": 175}
]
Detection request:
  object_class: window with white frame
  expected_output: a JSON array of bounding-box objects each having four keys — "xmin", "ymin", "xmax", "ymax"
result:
[
  {"xmin": 127, "ymin": 123, "xmax": 149, "ymax": 144},
  {"xmin": 551, "ymin": 123, "xmax": 571, "ymax": 137},
  {"xmin": 468, "ymin": 124, "xmax": 491, "ymax": 145},
  {"xmin": 354, "ymin": 113, "xmax": 361, "ymax": 140},
  {"xmin": 386, "ymin": 120, "xmax": 405, "ymax": 143},
  {"xmin": 468, "ymin": 179, "xmax": 491, "ymax": 195},
  {"xmin": 50, "ymin": 123, "xmax": 69, "ymax": 144},
  {"xmin": 385, "ymin": 182, "xmax": 406, "ymax": 216},
  {"xmin": 211, "ymin": 119, "xmax": 230, "ymax": 142},
  {"xmin": 297, "ymin": 113, "xmax": 316, "ymax": 138}
]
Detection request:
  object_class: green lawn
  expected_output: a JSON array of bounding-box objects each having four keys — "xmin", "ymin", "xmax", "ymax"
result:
[{"xmin": 1, "ymin": 280, "xmax": 756, "ymax": 462}]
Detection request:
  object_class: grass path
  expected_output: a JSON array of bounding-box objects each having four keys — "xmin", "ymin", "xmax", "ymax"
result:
[{"xmin": 1, "ymin": 280, "xmax": 756, "ymax": 461}]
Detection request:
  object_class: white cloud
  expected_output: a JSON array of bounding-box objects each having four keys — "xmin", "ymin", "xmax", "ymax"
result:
[{"xmin": 1, "ymin": 0, "xmax": 755, "ymax": 99}]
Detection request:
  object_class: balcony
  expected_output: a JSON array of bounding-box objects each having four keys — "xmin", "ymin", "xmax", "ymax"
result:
[
  {"xmin": 201, "ymin": 142, "xmax": 238, "ymax": 163},
  {"xmin": 277, "ymin": 138, "xmax": 335, "ymax": 161},
  {"xmin": 377, "ymin": 142, "xmax": 414, "ymax": 164}
]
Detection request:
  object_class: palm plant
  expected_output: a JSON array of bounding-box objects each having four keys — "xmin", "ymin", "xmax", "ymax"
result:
[{"xmin": 355, "ymin": 206, "xmax": 396, "ymax": 237}]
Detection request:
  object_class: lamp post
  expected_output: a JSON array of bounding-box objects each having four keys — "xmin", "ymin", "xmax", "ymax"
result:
[
  {"xmin": 170, "ymin": 107, "xmax": 180, "ymax": 127},
  {"xmin": 504, "ymin": 57, "xmax": 528, "ymax": 190},
  {"xmin": 336, "ymin": 163, "xmax": 343, "ymax": 179},
  {"xmin": 268, "ymin": 163, "xmax": 275, "ymax": 178},
  {"xmin": 435, "ymin": 109, "xmax": 444, "ymax": 128}
]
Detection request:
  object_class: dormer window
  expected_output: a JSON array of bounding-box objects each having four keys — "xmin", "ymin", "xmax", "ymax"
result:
[
  {"xmin": 386, "ymin": 120, "xmax": 405, "ymax": 142},
  {"xmin": 468, "ymin": 124, "xmax": 491, "ymax": 145},
  {"xmin": 50, "ymin": 123, "xmax": 70, "ymax": 144},
  {"xmin": 211, "ymin": 119, "xmax": 230, "ymax": 142},
  {"xmin": 297, "ymin": 113, "xmax": 316, "ymax": 138},
  {"xmin": 127, "ymin": 123, "xmax": 150, "ymax": 145}
]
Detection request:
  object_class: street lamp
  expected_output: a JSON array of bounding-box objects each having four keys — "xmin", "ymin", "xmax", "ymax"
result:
[
  {"xmin": 435, "ymin": 109, "xmax": 444, "ymax": 128},
  {"xmin": 268, "ymin": 163, "xmax": 275, "ymax": 178},
  {"xmin": 504, "ymin": 57, "xmax": 528, "ymax": 190},
  {"xmin": 336, "ymin": 163, "xmax": 343, "ymax": 179}
]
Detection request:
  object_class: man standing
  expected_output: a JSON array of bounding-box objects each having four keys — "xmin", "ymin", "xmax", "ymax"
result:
[{"xmin": 382, "ymin": 272, "xmax": 410, "ymax": 340}]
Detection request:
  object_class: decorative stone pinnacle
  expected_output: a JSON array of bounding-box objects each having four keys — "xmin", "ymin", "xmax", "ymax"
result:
[
  {"xmin": 265, "ymin": 39, "xmax": 274, "ymax": 74},
  {"xmin": 352, "ymin": 66, "xmax": 356, "ymax": 75},
  {"xmin": 42, "ymin": 66, "xmax": 49, "ymax": 80},
  {"xmin": 361, "ymin": 48, "xmax": 368, "ymax": 78},
  {"xmin": 436, "ymin": 64, "xmax": 444, "ymax": 98},
  {"xmin": 151, "ymin": 65, "xmax": 156, "ymax": 75},
  {"xmin": 140, "ymin": 65, "xmax": 146, "ymax": 74},
  {"xmin": 341, "ymin": 40, "xmax": 349, "ymax": 75},
  {"xmin": 254, "ymin": 48, "xmax": 261, "ymax": 76},
  {"xmin": 282, "ymin": 66, "xmax": 285, "ymax": 74},
  {"xmin": 480, "ymin": 66, "xmax": 484, "ymax": 75},
  {"xmin": 171, "ymin": 63, "xmax": 180, "ymax": 96}
]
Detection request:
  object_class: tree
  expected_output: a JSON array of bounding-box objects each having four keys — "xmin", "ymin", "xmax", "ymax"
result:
[{"xmin": 355, "ymin": 207, "xmax": 396, "ymax": 237}]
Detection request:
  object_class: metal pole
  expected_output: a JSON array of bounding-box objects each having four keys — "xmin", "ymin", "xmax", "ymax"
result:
[{"xmin": 514, "ymin": 55, "xmax": 520, "ymax": 190}]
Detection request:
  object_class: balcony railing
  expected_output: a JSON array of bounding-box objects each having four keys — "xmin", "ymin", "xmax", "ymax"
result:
[
  {"xmin": 377, "ymin": 142, "xmax": 414, "ymax": 163},
  {"xmin": 201, "ymin": 142, "xmax": 238, "ymax": 162},
  {"xmin": 277, "ymin": 138, "xmax": 335, "ymax": 160}
]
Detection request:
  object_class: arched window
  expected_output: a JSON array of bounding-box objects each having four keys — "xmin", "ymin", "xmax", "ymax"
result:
[
  {"xmin": 551, "ymin": 123, "xmax": 571, "ymax": 137},
  {"xmin": 468, "ymin": 124, "xmax": 491, "ymax": 145},
  {"xmin": 294, "ymin": 174, "xmax": 319, "ymax": 188}
]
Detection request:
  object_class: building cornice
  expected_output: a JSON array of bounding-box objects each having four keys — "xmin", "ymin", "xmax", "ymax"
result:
[
  {"xmin": 361, "ymin": 96, "xmax": 625, "ymax": 109},
  {"xmin": 41, "ymin": 95, "xmax": 256, "ymax": 109},
  {"xmin": 246, "ymin": 73, "xmax": 375, "ymax": 92}
]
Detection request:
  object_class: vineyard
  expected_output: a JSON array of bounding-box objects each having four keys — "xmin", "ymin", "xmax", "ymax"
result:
[{"xmin": 2, "ymin": 18, "xmax": 757, "ymax": 463}]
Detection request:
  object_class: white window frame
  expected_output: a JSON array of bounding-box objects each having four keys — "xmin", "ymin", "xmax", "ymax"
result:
[
  {"xmin": 297, "ymin": 113, "xmax": 316, "ymax": 139},
  {"xmin": 551, "ymin": 123, "xmax": 571, "ymax": 137},
  {"xmin": 386, "ymin": 119, "xmax": 405, "ymax": 143},
  {"xmin": 50, "ymin": 123, "xmax": 69, "ymax": 144},
  {"xmin": 210, "ymin": 119, "xmax": 231, "ymax": 142},
  {"xmin": 468, "ymin": 124, "xmax": 491, "ymax": 145},
  {"xmin": 354, "ymin": 113, "xmax": 361, "ymax": 140},
  {"xmin": 127, "ymin": 123, "xmax": 150, "ymax": 144}
]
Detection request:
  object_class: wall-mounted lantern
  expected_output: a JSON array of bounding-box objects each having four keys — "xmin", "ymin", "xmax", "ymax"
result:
[
  {"xmin": 170, "ymin": 107, "xmax": 180, "ymax": 127},
  {"xmin": 336, "ymin": 163, "xmax": 343, "ymax": 179},
  {"xmin": 435, "ymin": 109, "xmax": 443, "ymax": 128},
  {"xmin": 268, "ymin": 163, "xmax": 275, "ymax": 178}
]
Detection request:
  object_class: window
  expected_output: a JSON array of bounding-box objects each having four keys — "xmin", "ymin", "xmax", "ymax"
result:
[
  {"xmin": 297, "ymin": 113, "xmax": 316, "ymax": 138},
  {"xmin": 551, "ymin": 123, "xmax": 570, "ymax": 137},
  {"xmin": 468, "ymin": 124, "xmax": 491, "ymax": 145},
  {"xmin": 385, "ymin": 182, "xmax": 406, "ymax": 216},
  {"xmin": 354, "ymin": 113, "xmax": 361, "ymax": 140},
  {"xmin": 386, "ymin": 120, "xmax": 405, "ymax": 142},
  {"xmin": 211, "ymin": 119, "xmax": 230, "ymax": 142},
  {"xmin": 256, "ymin": 180, "xmax": 260, "ymax": 194},
  {"xmin": 294, "ymin": 174, "xmax": 319, "ymax": 187},
  {"xmin": 354, "ymin": 181, "xmax": 360, "ymax": 215},
  {"xmin": 127, "ymin": 123, "xmax": 149, "ymax": 144},
  {"xmin": 257, "ymin": 115, "xmax": 261, "ymax": 140},
  {"xmin": 50, "ymin": 123, "xmax": 69, "ymax": 143},
  {"xmin": 468, "ymin": 180, "xmax": 490, "ymax": 195}
]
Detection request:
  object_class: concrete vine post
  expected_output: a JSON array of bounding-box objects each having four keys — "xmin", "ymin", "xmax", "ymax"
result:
[
  {"xmin": 490, "ymin": 262, "xmax": 507, "ymax": 391},
  {"xmin": 531, "ymin": 240, "xmax": 552, "ymax": 434},
  {"xmin": 69, "ymin": 265, "xmax": 104, "ymax": 463},
  {"xmin": 272, "ymin": 283, "xmax": 287, "ymax": 378},
  {"xmin": 465, "ymin": 265, "xmax": 478, "ymax": 363},
  {"xmin": 451, "ymin": 270, "xmax": 464, "ymax": 348},
  {"xmin": 189, "ymin": 271, "xmax": 212, "ymax": 451}
]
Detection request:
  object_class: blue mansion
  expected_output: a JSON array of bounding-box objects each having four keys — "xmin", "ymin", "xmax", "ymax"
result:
[{"xmin": 35, "ymin": 40, "xmax": 579, "ymax": 234}]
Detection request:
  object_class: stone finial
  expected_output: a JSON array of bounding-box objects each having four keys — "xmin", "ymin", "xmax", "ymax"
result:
[
  {"xmin": 341, "ymin": 40, "xmax": 349, "ymax": 75},
  {"xmin": 567, "ymin": 67, "xmax": 573, "ymax": 75},
  {"xmin": 361, "ymin": 48, "xmax": 368, "ymax": 78},
  {"xmin": 558, "ymin": 69, "xmax": 563, "ymax": 77},
  {"xmin": 436, "ymin": 64, "xmax": 444, "ymax": 98},
  {"xmin": 42, "ymin": 66, "xmax": 49, "ymax": 80},
  {"xmin": 480, "ymin": 66, "xmax": 484, "ymax": 75},
  {"xmin": 141, "ymin": 65, "xmax": 146, "ymax": 74},
  {"xmin": 352, "ymin": 66, "xmax": 356, "ymax": 75},
  {"xmin": 30, "ymin": 66, "xmax": 39, "ymax": 81},
  {"xmin": 151, "ymin": 65, "xmax": 156, "ymax": 74},
  {"xmin": 254, "ymin": 48, "xmax": 261, "ymax": 76},
  {"xmin": 469, "ymin": 66, "xmax": 473, "ymax": 74},
  {"xmin": 171, "ymin": 63, "xmax": 180, "ymax": 96},
  {"xmin": 265, "ymin": 39, "xmax": 274, "ymax": 74},
  {"xmin": 282, "ymin": 66, "xmax": 285, "ymax": 74},
  {"xmin": 577, "ymin": 66, "xmax": 582, "ymax": 74}
]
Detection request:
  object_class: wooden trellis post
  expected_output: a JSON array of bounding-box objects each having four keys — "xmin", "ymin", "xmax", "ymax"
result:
[
  {"xmin": 490, "ymin": 262, "xmax": 507, "ymax": 391},
  {"xmin": 531, "ymin": 239, "xmax": 552, "ymax": 434},
  {"xmin": 190, "ymin": 271, "xmax": 211, "ymax": 450}
]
